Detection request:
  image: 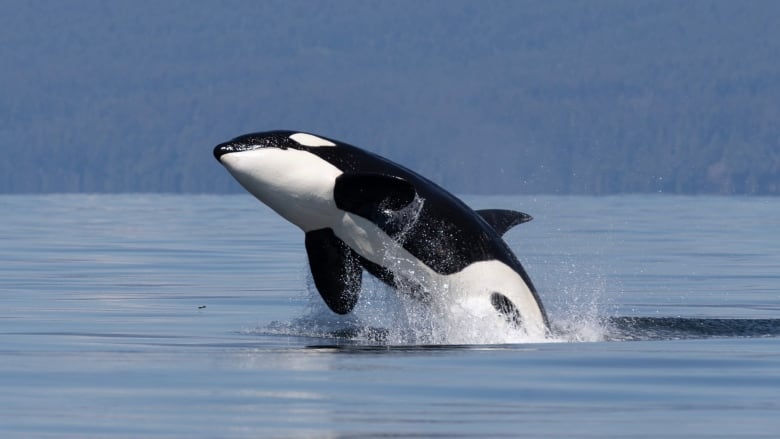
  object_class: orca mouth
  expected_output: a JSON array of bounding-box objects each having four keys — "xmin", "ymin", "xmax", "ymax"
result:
[
  {"xmin": 214, "ymin": 134, "xmax": 296, "ymax": 162},
  {"xmin": 213, "ymin": 142, "xmax": 247, "ymax": 161}
]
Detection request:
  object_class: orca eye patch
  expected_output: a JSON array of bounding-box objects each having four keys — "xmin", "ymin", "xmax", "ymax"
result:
[{"xmin": 289, "ymin": 132, "xmax": 337, "ymax": 147}]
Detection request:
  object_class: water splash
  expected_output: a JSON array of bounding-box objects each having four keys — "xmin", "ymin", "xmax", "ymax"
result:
[{"xmin": 263, "ymin": 274, "xmax": 584, "ymax": 345}]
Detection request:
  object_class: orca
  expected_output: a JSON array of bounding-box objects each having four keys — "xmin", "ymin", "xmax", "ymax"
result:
[{"xmin": 213, "ymin": 130, "xmax": 549, "ymax": 337}]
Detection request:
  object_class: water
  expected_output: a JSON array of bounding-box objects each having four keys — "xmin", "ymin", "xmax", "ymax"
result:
[{"xmin": 1, "ymin": 194, "xmax": 779, "ymax": 438}]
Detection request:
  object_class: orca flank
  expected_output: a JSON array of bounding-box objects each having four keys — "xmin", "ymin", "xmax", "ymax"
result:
[{"xmin": 214, "ymin": 130, "xmax": 549, "ymax": 337}]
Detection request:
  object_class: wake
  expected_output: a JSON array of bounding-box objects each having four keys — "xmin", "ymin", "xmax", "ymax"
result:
[{"xmin": 601, "ymin": 316, "xmax": 780, "ymax": 341}]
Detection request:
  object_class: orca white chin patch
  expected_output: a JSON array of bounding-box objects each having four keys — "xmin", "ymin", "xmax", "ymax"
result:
[
  {"xmin": 289, "ymin": 132, "xmax": 336, "ymax": 147},
  {"xmin": 219, "ymin": 148, "xmax": 343, "ymax": 232}
]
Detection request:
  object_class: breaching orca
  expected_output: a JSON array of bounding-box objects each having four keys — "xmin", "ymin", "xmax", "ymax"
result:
[{"xmin": 213, "ymin": 131, "xmax": 549, "ymax": 336}]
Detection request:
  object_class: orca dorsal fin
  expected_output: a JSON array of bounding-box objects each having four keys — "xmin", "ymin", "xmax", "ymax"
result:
[
  {"xmin": 476, "ymin": 209, "xmax": 533, "ymax": 236},
  {"xmin": 334, "ymin": 173, "xmax": 417, "ymax": 219},
  {"xmin": 305, "ymin": 228, "xmax": 362, "ymax": 314}
]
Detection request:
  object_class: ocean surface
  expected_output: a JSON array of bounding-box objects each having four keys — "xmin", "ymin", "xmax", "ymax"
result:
[{"xmin": 1, "ymin": 194, "xmax": 779, "ymax": 438}]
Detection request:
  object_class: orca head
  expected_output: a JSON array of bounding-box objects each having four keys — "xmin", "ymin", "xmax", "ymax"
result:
[{"xmin": 214, "ymin": 131, "xmax": 343, "ymax": 231}]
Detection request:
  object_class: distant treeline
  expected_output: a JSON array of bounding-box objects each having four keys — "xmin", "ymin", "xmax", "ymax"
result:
[{"xmin": 2, "ymin": 1, "xmax": 778, "ymax": 195}]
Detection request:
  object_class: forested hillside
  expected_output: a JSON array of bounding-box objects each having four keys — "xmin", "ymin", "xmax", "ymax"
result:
[{"xmin": 1, "ymin": 0, "xmax": 778, "ymax": 194}]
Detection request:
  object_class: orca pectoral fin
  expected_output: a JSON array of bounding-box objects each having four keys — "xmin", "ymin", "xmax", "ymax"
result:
[
  {"xmin": 305, "ymin": 228, "xmax": 362, "ymax": 314},
  {"xmin": 333, "ymin": 173, "xmax": 417, "ymax": 219},
  {"xmin": 476, "ymin": 209, "xmax": 533, "ymax": 236}
]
